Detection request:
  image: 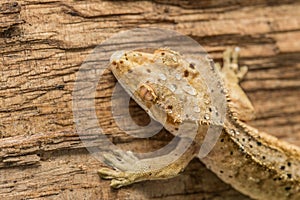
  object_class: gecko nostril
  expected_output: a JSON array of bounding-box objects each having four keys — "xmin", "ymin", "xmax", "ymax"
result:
[{"xmin": 189, "ymin": 63, "xmax": 195, "ymax": 69}]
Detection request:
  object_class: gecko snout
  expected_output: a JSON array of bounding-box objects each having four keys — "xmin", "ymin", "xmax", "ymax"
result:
[{"xmin": 110, "ymin": 50, "xmax": 126, "ymax": 63}]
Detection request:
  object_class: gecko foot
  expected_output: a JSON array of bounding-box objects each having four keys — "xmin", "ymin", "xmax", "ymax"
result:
[
  {"xmin": 98, "ymin": 167, "xmax": 136, "ymax": 188},
  {"xmin": 98, "ymin": 150, "xmax": 141, "ymax": 188},
  {"xmin": 221, "ymin": 47, "xmax": 248, "ymax": 82}
]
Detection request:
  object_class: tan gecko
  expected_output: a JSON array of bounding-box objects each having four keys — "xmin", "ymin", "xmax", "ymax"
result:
[{"xmin": 98, "ymin": 48, "xmax": 300, "ymax": 200}]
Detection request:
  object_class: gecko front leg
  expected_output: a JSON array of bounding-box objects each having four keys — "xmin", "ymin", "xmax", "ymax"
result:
[{"xmin": 98, "ymin": 138, "xmax": 200, "ymax": 188}]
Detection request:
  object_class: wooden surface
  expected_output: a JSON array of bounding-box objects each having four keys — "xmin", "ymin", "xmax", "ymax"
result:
[{"xmin": 0, "ymin": 0, "xmax": 299, "ymax": 199}]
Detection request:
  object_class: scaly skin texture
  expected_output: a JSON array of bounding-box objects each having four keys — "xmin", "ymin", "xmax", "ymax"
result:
[{"xmin": 98, "ymin": 48, "xmax": 300, "ymax": 199}]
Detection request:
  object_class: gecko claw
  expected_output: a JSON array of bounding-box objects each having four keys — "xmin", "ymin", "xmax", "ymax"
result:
[{"xmin": 98, "ymin": 167, "xmax": 123, "ymax": 179}]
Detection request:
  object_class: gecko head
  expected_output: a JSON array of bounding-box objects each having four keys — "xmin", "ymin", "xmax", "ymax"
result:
[
  {"xmin": 110, "ymin": 48, "xmax": 181, "ymax": 79},
  {"xmin": 110, "ymin": 48, "xmax": 211, "ymax": 130}
]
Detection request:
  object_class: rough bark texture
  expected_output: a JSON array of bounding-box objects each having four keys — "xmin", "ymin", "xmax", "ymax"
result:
[{"xmin": 0, "ymin": 0, "xmax": 299, "ymax": 199}]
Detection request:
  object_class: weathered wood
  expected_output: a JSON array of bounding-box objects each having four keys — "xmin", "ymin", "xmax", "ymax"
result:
[
  {"xmin": 0, "ymin": 0, "xmax": 299, "ymax": 199},
  {"xmin": 0, "ymin": 2, "xmax": 22, "ymax": 33}
]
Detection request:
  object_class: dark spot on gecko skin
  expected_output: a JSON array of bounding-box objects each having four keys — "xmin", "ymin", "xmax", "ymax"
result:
[
  {"xmin": 128, "ymin": 69, "xmax": 133, "ymax": 73},
  {"xmin": 228, "ymin": 175, "xmax": 233, "ymax": 178},
  {"xmin": 175, "ymin": 127, "xmax": 179, "ymax": 131},
  {"xmin": 220, "ymin": 139, "xmax": 224, "ymax": 142},
  {"xmin": 242, "ymin": 138, "xmax": 245, "ymax": 142},
  {"xmin": 287, "ymin": 174, "xmax": 292, "ymax": 179},
  {"xmin": 287, "ymin": 162, "xmax": 291, "ymax": 167},
  {"xmin": 220, "ymin": 170, "xmax": 223, "ymax": 174},
  {"xmin": 146, "ymin": 69, "xmax": 151, "ymax": 73},
  {"xmin": 230, "ymin": 151, "xmax": 233, "ymax": 155},
  {"xmin": 208, "ymin": 107, "xmax": 212, "ymax": 112},
  {"xmin": 262, "ymin": 156, "xmax": 266, "ymax": 159},
  {"xmin": 280, "ymin": 166, "xmax": 285, "ymax": 170},
  {"xmin": 189, "ymin": 63, "xmax": 195, "ymax": 69},
  {"xmin": 161, "ymin": 52, "xmax": 165, "ymax": 56},
  {"xmin": 112, "ymin": 61, "xmax": 117, "ymax": 65},
  {"xmin": 285, "ymin": 186, "xmax": 291, "ymax": 191},
  {"xmin": 120, "ymin": 60, "xmax": 124, "ymax": 64},
  {"xmin": 167, "ymin": 105, "xmax": 173, "ymax": 109},
  {"xmin": 184, "ymin": 70, "xmax": 189, "ymax": 77},
  {"xmin": 257, "ymin": 141, "xmax": 262, "ymax": 146},
  {"xmin": 249, "ymin": 145, "xmax": 253, "ymax": 148}
]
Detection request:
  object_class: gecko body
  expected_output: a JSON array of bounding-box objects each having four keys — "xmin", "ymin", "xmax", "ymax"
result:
[{"xmin": 99, "ymin": 48, "xmax": 300, "ymax": 199}]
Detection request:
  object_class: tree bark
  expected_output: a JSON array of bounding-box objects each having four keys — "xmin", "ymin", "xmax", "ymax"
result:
[{"xmin": 0, "ymin": 0, "xmax": 299, "ymax": 199}]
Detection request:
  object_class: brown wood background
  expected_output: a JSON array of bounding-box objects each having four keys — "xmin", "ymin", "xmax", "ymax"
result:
[{"xmin": 0, "ymin": 0, "xmax": 299, "ymax": 199}]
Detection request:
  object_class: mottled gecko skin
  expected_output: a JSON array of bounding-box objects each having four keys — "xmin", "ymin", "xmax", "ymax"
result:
[{"xmin": 99, "ymin": 48, "xmax": 300, "ymax": 199}]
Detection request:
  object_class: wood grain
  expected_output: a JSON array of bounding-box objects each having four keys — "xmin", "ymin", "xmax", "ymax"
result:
[{"xmin": 0, "ymin": 0, "xmax": 299, "ymax": 199}]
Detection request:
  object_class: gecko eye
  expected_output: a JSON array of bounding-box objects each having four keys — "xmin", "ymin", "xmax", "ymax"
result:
[{"xmin": 138, "ymin": 84, "xmax": 157, "ymax": 102}]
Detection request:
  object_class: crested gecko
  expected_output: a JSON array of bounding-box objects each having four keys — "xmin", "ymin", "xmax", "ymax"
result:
[{"xmin": 98, "ymin": 48, "xmax": 300, "ymax": 200}]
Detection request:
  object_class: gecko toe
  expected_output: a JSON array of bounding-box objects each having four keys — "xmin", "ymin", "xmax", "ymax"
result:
[
  {"xmin": 111, "ymin": 178, "xmax": 134, "ymax": 188},
  {"xmin": 98, "ymin": 167, "xmax": 123, "ymax": 179}
]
